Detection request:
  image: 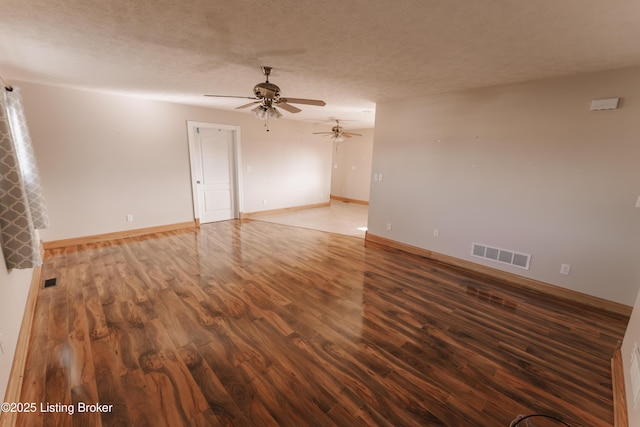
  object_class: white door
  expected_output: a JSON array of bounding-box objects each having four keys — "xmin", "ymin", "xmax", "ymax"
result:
[{"xmin": 189, "ymin": 124, "xmax": 238, "ymax": 223}]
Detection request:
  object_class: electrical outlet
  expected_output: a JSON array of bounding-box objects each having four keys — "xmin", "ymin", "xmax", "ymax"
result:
[
  {"xmin": 433, "ymin": 228, "xmax": 440, "ymax": 237},
  {"xmin": 126, "ymin": 214, "xmax": 134, "ymax": 222},
  {"xmin": 560, "ymin": 264, "xmax": 571, "ymax": 275},
  {"xmin": 386, "ymin": 223, "xmax": 392, "ymax": 231},
  {"xmin": 263, "ymin": 199, "xmax": 267, "ymax": 205}
]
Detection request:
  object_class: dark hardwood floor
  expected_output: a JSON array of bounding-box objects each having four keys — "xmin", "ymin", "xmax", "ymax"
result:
[{"xmin": 14, "ymin": 220, "xmax": 628, "ymax": 426}]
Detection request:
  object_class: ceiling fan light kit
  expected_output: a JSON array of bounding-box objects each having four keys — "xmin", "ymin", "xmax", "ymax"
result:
[
  {"xmin": 313, "ymin": 120, "xmax": 362, "ymax": 144},
  {"xmin": 205, "ymin": 66, "xmax": 325, "ymax": 131},
  {"xmin": 251, "ymin": 104, "xmax": 282, "ymax": 120}
]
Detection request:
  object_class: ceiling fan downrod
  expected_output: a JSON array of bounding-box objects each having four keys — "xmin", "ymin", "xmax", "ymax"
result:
[{"xmin": 261, "ymin": 66, "xmax": 272, "ymax": 83}]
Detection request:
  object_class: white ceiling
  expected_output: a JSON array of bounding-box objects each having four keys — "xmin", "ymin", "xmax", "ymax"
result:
[{"xmin": 1, "ymin": 0, "xmax": 640, "ymax": 130}]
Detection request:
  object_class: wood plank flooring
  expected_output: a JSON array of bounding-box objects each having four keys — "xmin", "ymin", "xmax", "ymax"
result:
[{"xmin": 13, "ymin": 220, "xmax": 629, "ymax": 426}]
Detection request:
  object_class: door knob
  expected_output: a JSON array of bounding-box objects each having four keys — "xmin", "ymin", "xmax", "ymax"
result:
[{"xmin": 196, "ymin": 180, "xmax": 201, "ymax": 184}]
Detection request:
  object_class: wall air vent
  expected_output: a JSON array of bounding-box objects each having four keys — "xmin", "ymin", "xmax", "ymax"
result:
[
  {"xmin": 43, "ymin": 278, "xmax": 58, "ymax": 288},
  {"xmin": 471, "ymin": 243, "xmax": 531, "ymax": 270},
  {"xmin": 590, "ymin": 98, "xmax": 620, "ymax": 111}
]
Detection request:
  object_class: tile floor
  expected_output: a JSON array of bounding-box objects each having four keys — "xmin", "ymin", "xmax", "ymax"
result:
[{"xmin": 251, "ymin": 200, "xmax": 369, "ymax": 237}]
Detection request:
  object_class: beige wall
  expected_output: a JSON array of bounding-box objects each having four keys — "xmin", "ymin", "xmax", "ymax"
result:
[
  {"xmin": 0, "ymin": 253, "xmax": 33, "ymax": 401},
  {"xmin": 18, "ymin": 82, "xmax": 332, "ymax": 241},
  {"xmin": 372, "ymin": 68, "xmax": 640, "ymax": 421},
  {"xmin": 329, "ymin": 128, "xmax": 374, "ymax": 202},
  {"xmin": 369, "ymin": 67, "xmax": 640, "ymax": 305}
]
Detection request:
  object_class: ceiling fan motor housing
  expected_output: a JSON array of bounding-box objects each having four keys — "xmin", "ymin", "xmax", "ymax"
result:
[{"xmin": 254, "ymin": 82, "xmax": 281, "ymax": 100}]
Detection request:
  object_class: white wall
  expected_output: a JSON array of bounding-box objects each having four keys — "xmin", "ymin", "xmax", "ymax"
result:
[
  {"xmin": 0, "ymin": 253, "xmax": 33, "ymax": 401},
  {"xmin": 329, "ymin": 128, "xmax": 374, "ymax": 202},
  {"xmin": 623, "ymin": 292, "xmax": 640, "ymax": 425},
  {"xmin": 18, "ymin": 82, "xmax": 332, "ymax": 241},
  {"xmin": 241, "ymin": 122, "xmax": 332, "ymax": 213},
  {"xmin": 369, "ymin": 67, "xmax": 640, "ymax": 305}
]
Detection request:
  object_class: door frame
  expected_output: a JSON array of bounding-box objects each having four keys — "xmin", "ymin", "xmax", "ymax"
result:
[{"xmin": 186, "ymin": 121, "xmax": 243, "ymax": 222}]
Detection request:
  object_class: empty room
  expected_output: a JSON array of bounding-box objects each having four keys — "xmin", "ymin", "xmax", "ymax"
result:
[{"xmin": 2, "ymin": 1, "xmax": 640, "ymax": 426}]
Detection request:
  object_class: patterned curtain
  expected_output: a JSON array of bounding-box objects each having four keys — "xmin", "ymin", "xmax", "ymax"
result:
[{"xmin": 0, "ymin": 87, "xmax": 49, "ymax": 269}]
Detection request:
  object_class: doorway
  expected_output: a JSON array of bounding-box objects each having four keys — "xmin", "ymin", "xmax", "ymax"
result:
[{"xmin": 187, "ymin": 121, "xmax": 242, "ymax": 224}]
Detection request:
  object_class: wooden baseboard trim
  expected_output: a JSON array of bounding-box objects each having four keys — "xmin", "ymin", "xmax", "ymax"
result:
[
  {"xmin": 364, "ymin": 232, "xmax": 632, "ymax": 318},
  {"xmin": 241, "ymin": 202, "xmax": 331, "ymax": 220},
  {"xmin": 330, "ymin": 195, "xmax": 369, "ymax": 205},
  {"xmin": 612, "ymin": 343, "xmax": 629, "ymax": 427},
  {"xmin": 1, "ymin": 247, "xmax": 44, "ymax": 427},
  {"xmin": 42, "ymin": 221, "xmax": 198, "ymax": 249}
]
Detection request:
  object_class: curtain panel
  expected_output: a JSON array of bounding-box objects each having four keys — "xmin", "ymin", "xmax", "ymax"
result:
[{"xmin": 0, "ymin": 87, "xmax": 49, "ymax": 269}]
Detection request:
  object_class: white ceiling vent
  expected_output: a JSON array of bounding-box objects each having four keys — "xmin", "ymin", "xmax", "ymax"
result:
[
  {"xmin": 590, "ymin": 98, "xmax": 620, "ymax": 111},
  {"xmin": 471, "ymin": 243, "xmax": 531, "ymax": 270}
]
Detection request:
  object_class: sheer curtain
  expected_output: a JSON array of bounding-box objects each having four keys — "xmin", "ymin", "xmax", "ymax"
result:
[{"xmin": 0, "ymin": 87, "xmax": 49, "ymax": 269}]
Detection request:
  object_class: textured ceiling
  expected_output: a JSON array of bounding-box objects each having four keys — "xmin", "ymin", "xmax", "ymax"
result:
[{"xmin": 1, "ymin": 0, "xmax": 640, "ymax": 129}]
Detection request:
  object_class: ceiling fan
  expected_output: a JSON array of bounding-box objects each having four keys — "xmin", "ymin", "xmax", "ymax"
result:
[
  {"xmin": 313, "ymin": 120, "xmax": 362, "ymax": 143},
  {"xmin": 205, "ymin": 66, "xmax": 325, "ymax": 129}
]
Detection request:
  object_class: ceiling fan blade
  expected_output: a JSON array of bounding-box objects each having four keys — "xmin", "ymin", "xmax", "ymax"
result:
[
  {"xmin": 204, "ymin": 94, "xmax": 257, "ymax": 100},
  {"xmin": 277, "ymin": 102, "xmax": 302, "ymax": 113},
  {"xmin": 280, "ymin": 97, "xmax": 326, "ymax": 106},
  {"xmin": 312, "ymin": 132, "xmax": 334, "ymax": 135},
  {"xmin": 343, "ymin": 132, "xmax": 363, "ymax": 137},
  {"xmin": 236, "ymin": 101, "xmax": 260, "ymax": 109}
]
